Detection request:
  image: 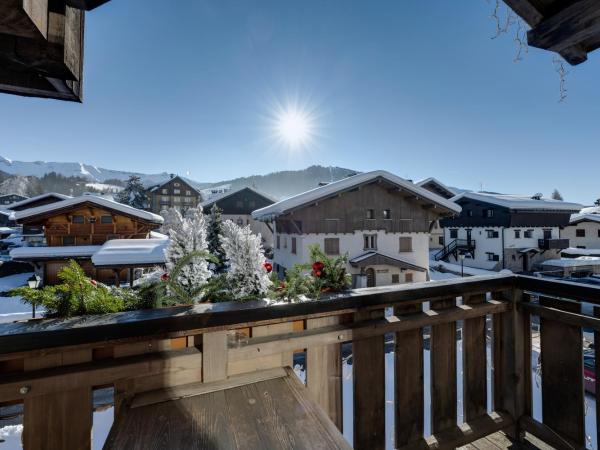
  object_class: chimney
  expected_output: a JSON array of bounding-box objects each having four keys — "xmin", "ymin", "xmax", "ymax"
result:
[{"xmin": 170, "ymin": 173, "xmax": 175, "ymax": 179}]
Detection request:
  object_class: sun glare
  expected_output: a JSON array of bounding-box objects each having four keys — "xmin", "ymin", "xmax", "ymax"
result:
[{"xmin": 272, "ymin": 105, "xmax": 316, "ymax": 150}]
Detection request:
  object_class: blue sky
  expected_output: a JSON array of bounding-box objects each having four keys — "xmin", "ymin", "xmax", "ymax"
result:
[{"xmin": 0, "ymin": 1, "xmax": 599, "ymax": 203}]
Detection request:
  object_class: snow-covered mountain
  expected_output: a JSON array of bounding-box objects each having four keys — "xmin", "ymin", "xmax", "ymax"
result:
[{"xmin": 0, "ymin": 156, "xmax": 172, "ymax": 186}]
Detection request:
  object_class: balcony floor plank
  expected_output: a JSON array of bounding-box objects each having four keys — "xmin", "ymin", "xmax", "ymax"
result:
[{"xmin": 460, "ymin": 431, "xmax": 552, "ymax": 450}]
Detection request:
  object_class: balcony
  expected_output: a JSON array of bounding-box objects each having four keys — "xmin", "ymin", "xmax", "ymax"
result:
[
  {"xmin": 0, "ymin": 274, "xmax": 597, "ymax": 449},
  {"xmin": 538, "ymin": 238, "xmax": 569, "ymax": 250}
]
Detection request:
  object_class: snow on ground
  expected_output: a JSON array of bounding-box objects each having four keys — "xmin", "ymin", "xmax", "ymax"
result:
[
  {"xmin": 0, "ymin": 272, "xmax": 44, "ymax": 323},
  {"xmin": 85, "ymin": 182, "xmax": 123, "ymax": 193},
  {"xmin": 0, "ymin": 272, "xmax": 32, "ymax": 292}
]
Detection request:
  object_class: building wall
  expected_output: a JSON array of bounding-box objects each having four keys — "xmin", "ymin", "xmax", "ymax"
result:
[
  {"xmin": 149, "ymin": 177, "xmax": 201, "ymax": 213},
  {"xmin": 443, "ymin": 226, "xmax": 561, "ymax": 271},
  {"xmin": 272, "ymin": 230, "xmax": 429, "ymax": 286},
  {"xmin": 429, "ymin": 221, "xmax": 444, "ymax": 249},
  {"xmin": 562, "ymin": 222, "xmax": 600, "ymax": 249}
]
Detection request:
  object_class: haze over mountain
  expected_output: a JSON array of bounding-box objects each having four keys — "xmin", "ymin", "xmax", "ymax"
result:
[{"xmin": 0, "ymin": 158, "xmax": 358, "ymax": 200}]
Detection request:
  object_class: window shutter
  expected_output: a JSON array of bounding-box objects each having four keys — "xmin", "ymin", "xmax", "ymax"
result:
[
  {"xmin": 399, "ymin": 237, "xmax": 412, "ymax": 252},
  {"xmin": 324, "ymin": 238, "xmax": 339, "ymax": 255}
]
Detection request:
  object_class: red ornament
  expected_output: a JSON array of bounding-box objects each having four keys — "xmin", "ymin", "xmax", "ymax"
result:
[
  {"xmin": 312, "ymin": 261, "xmax": 324, "ymax": 272},
  {"xmin": 263, "ymin": 262, "xmax": 273, "ymax": 273},
  {"xmin": 314, "ymin": 270, "xmax": 322, "ymax": 278},
  {"xmin": 161, "ymin": 273, "xmax": 170, "ymax": 282},
  {"xmin": 90, "ymin": 279, "xmax": 97, "ymax": 287}
]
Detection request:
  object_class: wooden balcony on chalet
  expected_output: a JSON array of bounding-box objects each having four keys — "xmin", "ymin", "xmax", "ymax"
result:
[
  {"xmin": 0, "ymin": 274, "xmax": 598, "ymax": 449},
  {"xmin": 538, "ymin": 238, "xmax": 570, "ymax": 251}
]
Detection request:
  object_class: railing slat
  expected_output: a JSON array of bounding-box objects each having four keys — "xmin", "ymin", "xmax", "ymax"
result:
[
  {"xmin": 462, "ymin": 293, "xmax": 487, "ymax": 421},
  {"xmin": 306, "ymin": 315, "xmax": 344, "ymax": 431},
  {"xmin": 540, "ymin": 296, "xmax": 585, "ymax": 446},
  {"xmin": 394, "ymin": 302, "xmax": 425, "ymax": 447},
  {"xmin": 24, "ymin": 387, "xmax": 92, "ymax": 450},
  {"xmin": 353, "ymin": 309, "xmax": 385, "ymax": 450},
  {"xmin": 430, "ymin": 297, "xmax": 457, "ymax": 433}
]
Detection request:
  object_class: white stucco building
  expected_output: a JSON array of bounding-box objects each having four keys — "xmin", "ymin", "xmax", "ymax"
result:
[
  {"xmin": 252, "ymin": 171, "xmax": 460, "ymax": 288},
  {"xmin": 561, "ymin": 206, "xmax": 600, "ymax": 250}
]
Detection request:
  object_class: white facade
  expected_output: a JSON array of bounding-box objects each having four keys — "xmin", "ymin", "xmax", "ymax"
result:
[
  {"xmin": 562, "ymin": 221, "xmax": 600, "ymax": 250},
  {"xmin": 222, "ymin": 214, "xmax": 274, "ymax": 250},
  {"xmin": 273, "ymin": 230, "xmax": 430, "ymax": 287},
  {"xmin": 443, "ymin": 226, "xmax": 560, "ymax": 271}
]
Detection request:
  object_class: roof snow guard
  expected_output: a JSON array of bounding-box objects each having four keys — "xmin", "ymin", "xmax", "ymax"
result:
[
  {"xmin": 13, "ymin": 195, "xmax": 164, "ymax": 224},
  {"xmin": 450, "ymin": 192, "xmax": 582, "ymax": 213},
  {"xmin": 252, "ymin": 170, "xmax": 461, "ymax": 221}
]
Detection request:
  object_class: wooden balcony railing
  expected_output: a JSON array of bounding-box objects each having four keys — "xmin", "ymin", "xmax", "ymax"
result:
[{"xmin": 0, "ymin": 274, "xmax": 599, "ymax": 449}]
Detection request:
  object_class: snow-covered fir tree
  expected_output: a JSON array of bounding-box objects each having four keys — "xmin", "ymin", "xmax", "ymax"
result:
[
  {"xmin": 207, "ymin": 204, "xmax": 226, "ymax": 273},
  {"xmin": 160, "ymin": 207, "xmax": 183, "ymax": 236},
  {"xmin": 221, "ymin": 220, "xmax": 271, "ymax": 298},
  {"xmin": 165, "ymin": 207, "xmax": 211, "ymax": 300},
  {"xmin": 116, "ymin": 175, "xmax": 148, "ymax": 209}
]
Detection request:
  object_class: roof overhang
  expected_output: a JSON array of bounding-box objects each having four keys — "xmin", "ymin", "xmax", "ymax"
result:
[{"xmin": 349, "ymin": 251, "xmax": 427, "ymax": 272}]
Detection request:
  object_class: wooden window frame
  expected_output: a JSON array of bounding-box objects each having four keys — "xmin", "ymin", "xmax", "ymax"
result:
[
  {"xmin": 62, "ymin": 236, "xmax": 75, "ymax": 246},
  {"xmin": 391, "ymin": 274, "xmax": 400, "ymax": 284},
  {"xmin": 382, "ymin": 209, "xmax": 391, "ymax": 220},
  {"xmin": 449, "ymin": 229, "xmax": 458, "ymax": 239},
  {"xmin": 404, "ymin": 272, "xmax": 413, "ymax": 283},
  {"xmin": 399, "ymin": 236, "xmax": 412, "ymax": 253},
  {"xmin": 71, "ymin": 215, "xmax": 85, "ymax": 224},
  {"xmin": 514, "ymin": 230, "xmax": 520, "ymax": 239},
  {"xmin": 363, "ymin": 234, "xmax": 377, "ymax": 250},
  {"xmin": 366, "ymin": 209, "xmax": 375, "ymax": 220},
  {"xmin": 576, "ymin": 229, "xmax": 586, "ymax": 237},
  {"xmin": 291, "ymin": 237, "xmax": 297, "ymax": 255},
  {"xmin": 100, "ymin": 215, "xmax": 113, "ymax": 224},
  {"xmin": 324, "ymin": 238, "xmax": 340, "ymax": 256}
]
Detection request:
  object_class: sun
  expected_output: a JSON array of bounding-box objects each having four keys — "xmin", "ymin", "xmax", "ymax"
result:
[{"xmin": 271, "ymin": 104, "xmax": 316, "ymax": 150}]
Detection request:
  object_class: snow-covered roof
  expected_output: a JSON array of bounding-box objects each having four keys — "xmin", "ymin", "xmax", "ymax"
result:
[
  {"xmin": 201, "ymin": 186, "xmax": 277, "ymax": 209},
  {"xmin": 252, "ymin": 170, "xmax": 461, "ymax": 221},
  {"xmin": 0, "ymin": 210, "xmax": 11, "ymax": 217},
  {"xmin": 580, "ymin": 206, "xmax": 600, "ymax": 215},
  {"xmin": 450, "ymin": 191, "xmax": 582, "ymax": 212},
  {"xmin": 542, "ymin": 257, "xmax": 600, "ymax": 268},
  {"xmin": 7, "ymin": 192, "xmax": 71, "ymax": 210},
  {"xmin": 147, "ymin": 176, "xmax": 202, "ymax": 195},
  {"xmin": 11, "ymin": 245, "xmax": 101, "ymax": 260},
  {"xmin": 570, "ymin": 213, "xmax": 600, "ymax": 225},
  {"xmin": 12, "ymin": 195, "xmax": 163, "ymax": 224},
  {"xmin": 562, "ymin": 247, "xmax": 600, "ymax": 257},
  {"xmin": 349, "ymin": 251, "xmax": 427, "ymax": 272},
  {"xmin": 92, "ymin": 238, "xmax": 168, "ymax": 267},
  {"xmin": 415, "ymin": 177, "xmax": 457, "ymax": 198}
]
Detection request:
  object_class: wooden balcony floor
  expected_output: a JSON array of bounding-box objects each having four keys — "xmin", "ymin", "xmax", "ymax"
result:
[{"xmin": 461, "ymin": 432, "xmax": 552, "ymax": 450}]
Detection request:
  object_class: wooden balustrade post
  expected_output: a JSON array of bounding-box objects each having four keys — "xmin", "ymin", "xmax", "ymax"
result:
[
  {"xmin": 493, "ymin": 289, "xmax": 529, "ymax": 440},
  {"xmin": 538, "ymin": 295, "xmax": 584, "ymax": 446},
  {"xmin": 430, "ymin": 297, "xmax": 457, "ymax": 434},
  {"xmin": 202, "ymin": 330, "xmax": 229, "ymax": 382},
  {"xmin": 353, "ymin": 309, "xmax": 385, "ymax": 450},
  {"xmin": 462, "ymin": 293, "xmax": 487, "ymax": 421},
  {"xmin": 394, "ymin": 302, "xmax": 425, "ymax": 448},
  {"xmin": 306, "ymin": 315, "xmax": 344, "ymax": 431}
]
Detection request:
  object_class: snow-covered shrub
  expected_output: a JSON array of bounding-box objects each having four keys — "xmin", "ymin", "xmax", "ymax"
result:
[{"xmin": 221, "ymin": 220, "xmax": 271, "ymax": 299}]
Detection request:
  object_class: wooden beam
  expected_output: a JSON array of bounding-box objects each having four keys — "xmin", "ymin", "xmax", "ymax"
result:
[
  {"xmin": 527, "ymin": 0, "xmax": 600, "ymax": 64},
  {"xmin": 502, "ymin": 0, "xmax": 543, "ymax": 27},
  {"xmin": 65, "ymin": 0, "xmax": 110, "ymax": 11},
  {"xmin": 0, "ymin": 0, "xmax": 48, "ymax": 39}
]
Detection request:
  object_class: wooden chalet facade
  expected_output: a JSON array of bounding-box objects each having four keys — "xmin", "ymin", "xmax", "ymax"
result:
[
  {"xmin": 11, "ymin": 196, "xmax": 163, "ymax": 285},
  {"xmin": 201, "ymin": 187, "xmax": 275, "ymax": 249},
  {"xmin": 416, "ymin": 177, "xmax": 458, "ymax": 250},
  {"xmin": 253, "ymin": 171, "xmax": 460, "ymax": 288},
  {"xmin": 146, "ymin": 175, "xmax": 202, "ymax": 214},
  {"xmin": 7, "ymin": 192, "xmax": 70, "ymax": 212},
  {"xmin": 0, "ymin": 0, "xmax": 110, "ymax": 101},
  {"xmin": 438, "ymin": 192, "xmax": 582, "ymax": 272}
]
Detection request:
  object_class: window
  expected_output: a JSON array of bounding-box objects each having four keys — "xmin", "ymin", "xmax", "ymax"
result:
[
  {"xmin": 71, "ymin": 215, "xmax": 84, "ymax": 224},
  {"xmin": 173, "ymin": 197, "xmax": 181, "ymax": 203},
  {"xmin": 291, "ymin": 237, "xmax": 297, "ymax": 254},
  {"xmin": 324, "ymin": 238, "xmax": 340, "ymax": 255},
  {"xmin": 363, "ymin": 234, "xmax": 377, "ymax": 250},
  {"xmin": 383, "ymin": 209, "xmax": 391, "ymax": 219},
  {"xmin": 63, "ymin": 236, "xmax": 75, "ymax": 246},
  {"xmin": 277, "ymin": 235, "xmax": 280, "ymax": 249},
  {"xmin": 162, "ymin": 189, "xmax": 167, "ymax": 194},
  {"xmin": 391, "ymin": 274, "xmax": 400, "ymax": 284},
  {"xmin": 405, "ymin": 273, "xmax": 413, "ymax": 283},
  {"xmin": 450, "ymin": 229, "xmax": 458, "ymax": 239},
  {"xmin": 186, "ymin": 190, "xmax": 191, "ymax": 196},
  {"xmin": 174, "ymin": 189, "xmax": 180, "ymax": 194},
  {"xmin": 174, "ymin": 182, "xmax": 180, "ymax": 187},
  {"xmin": 543, "ymin": 229, "xmax": 552, "ymax": 239},
  {"xmin": 438, "ymin": 236, "xmax": 444, "ymax": 245},
  {"xmin": 577, "ymin": 246, "xmax": 586, "ymax": 249},
  {"xmin": 486, "ymin": 252, "xmax": 500, "ymax": 262},
  {"xmin": 576, "ymin": 229, "xmax": 586, "ymax": 237},
  {"xmin": 524, "ymin": 229, "xmax": 533, "ymax": 238},
  {"xmin": 483, "ymin": 209, "xmax": 494, "ymax": 218},
  {"xmin": 486, "ymin": 229, "xmax": 499, "ymax": 238},
  {"xmin": 237, "ymin": 218, "xmax": 244, "ymax": 226},
  {"xmin": 467, "ymin": 210, "xmax": 473, "ymax": 217},
  {"xmin": 88, "ymin": 216, "xmax": 96, "ymax": 224},
  {"xmin": 514, "ymin": 230, "xmax": 520, "ymax": 239},
  {"xmin": 284, "ymin": 237, "xmax": 288, "ymax": 249},
  {"xmin": 399, "ymin": 236, "xmax": 412, "ymax": 252},
  {"xmin": 366, "ymin": 209, "xmax": 375, "ymax": 219},
  {"xmin": 598, "ymin": 229, "xmax": 600, "ymax": 238},
  {"xmin": 100, "ymin": 215, "xmax": 112, "ymax": 224}
]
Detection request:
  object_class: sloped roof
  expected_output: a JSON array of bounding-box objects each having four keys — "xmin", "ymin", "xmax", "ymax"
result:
[
  {"xmin": 7, "ymin": 192, "xmax": 71, "ymax": 210},
  {"xmin": 13, "ymin": 195, "xmax": 163, "ymax": 224},
  {"xmin": 252, "ymin": 170, "xmax": 461, "ymax": 221},
  {"xmin": 201, "ymin": 187, "xmax": 277, "ymax": 209},
  {"xmin": 450, "ymin": 192, "xmax": 582, "ymax": 212},
  {"xmin": 349, "ymin": 251, "xmax": 427, "ymax": 272},
  {"xmin": 415, "ymin": 177, "xmax": 457, "ymax": 199},
  {"xmin": 147, "ymin": 176, "xmax": 202, "ymax": 195},
  {"xmin": 11, "ymin": 245, "xmax": 101, "ymax": 261},
  {"xmin": 570, "ymin": 213, "xmax": 600, "ymax": 225},
  {"xmin": 92, "ymin": 238, "xmax": 168, "ymax": 267}
]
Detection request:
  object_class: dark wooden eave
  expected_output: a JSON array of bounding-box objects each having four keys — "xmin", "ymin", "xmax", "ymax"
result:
[{"xmin": 504, "ymin": 0, "xmax": 600, "ymax": 65}]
